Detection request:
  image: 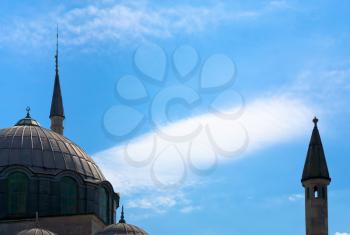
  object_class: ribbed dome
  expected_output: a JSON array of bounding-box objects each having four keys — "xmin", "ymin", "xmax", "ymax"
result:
[
  {"xmin": 96, "ymin": 207, "xmax": 148, "ymax": 235},
  {"xmin": 17, "ymin": 228, "xmax": 56, "ymax": 235},
  {"xmin": 0, "ymin": 118, "xmax": 105, "ymax": 183},
  {"xmin": 95, "ymin": 223, "xmax": 148, "ymax": 235}
]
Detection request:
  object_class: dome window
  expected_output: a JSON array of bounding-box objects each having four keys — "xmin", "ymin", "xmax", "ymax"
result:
[
  {"xmin": 8, "ymin": 172, "xmax": 28, "ymax": 215},
  {"xmin": 60, "ymin": 177, "xmax": 78, "ymax": 215},
  {"xmin": 99, "ymin": 187, "xmax": 109, "ymax": 224}
]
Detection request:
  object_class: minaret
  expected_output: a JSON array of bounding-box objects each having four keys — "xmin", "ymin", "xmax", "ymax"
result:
[
  {"xmin": 50, "ymin": 28, "xmax": 65, "ymax": 135},
  {"xmin": 302, "ymin": 117, "xmax": 331, "ymax": 235}
]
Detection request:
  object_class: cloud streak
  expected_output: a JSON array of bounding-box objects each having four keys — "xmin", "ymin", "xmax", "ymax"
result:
[
  {"xmin": 94, "ymin": 94, "xmax": 315, "ymax": 195},
  {"xmin": 0, "ymin": 0, "xmax": 292, "ymax": 48},
  {"xmin": 288, "ymin": 194, "xmax": 304, "ymax": 202}
]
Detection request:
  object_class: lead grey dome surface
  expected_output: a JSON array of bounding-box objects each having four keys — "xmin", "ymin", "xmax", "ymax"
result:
[
  {"xmin": 17, "ymin": 228, "xmax": 57, "ymax": 235},
  {"xmin": 0, "ymin": 122, "xmax": 105, "ymax": 183},
  {"xmin": 95, "ymin": 223, "xmax": 148, "ymax": 235}
]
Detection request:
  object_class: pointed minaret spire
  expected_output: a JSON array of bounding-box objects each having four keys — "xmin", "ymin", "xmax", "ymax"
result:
[
  {"xmin": 302, "ymin": 117, "xmax": 330, "ymax": 181},
  {"xmin": 50, "ymin": 26, "xmax": 65, "ymax": 135},
  {"xmin": 119, "ymin": 206, "xmax": 126, "ymax": 223}
]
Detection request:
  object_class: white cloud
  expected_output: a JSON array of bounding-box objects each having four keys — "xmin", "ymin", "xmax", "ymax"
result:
[
  {"xmin": 94, "ymin": 94, "xmax": 315, "ymax": 195},
  {"xmin": 180, "ymin": 205, "xmax": 201, "ymax": 214},
  {"xmin": 0, "ymin": 1, "xmax": 292, "ymax": 48},
  {"xmin": 126, "ymin": 191, "xmax": 195, "ymax": 214},
  {"xmin": 127, "ymin": 195, "xmax": 176, "ymax": 214},
  {"xmin": 335, "ymin": 233, "xmax": 350, "ymax": 235},
  {"xmin": 288, "ymin": 194, "xmax": 304, "ymax": 202}
]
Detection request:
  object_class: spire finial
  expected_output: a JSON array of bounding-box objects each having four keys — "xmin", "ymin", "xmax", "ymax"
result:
[
  {"xmin": 26, "ymin": 106, "xmax": 31, "ymax": 118},
  {"xmin": 119, "ymin": 206, "xmax": 126, "ymax": 223},
  {"xmin": 55, "ymin": 25, "xmax": 59, "ymax": 76},
  {"xmin": 313, "ymin": 116, "xmax": 318, "ymax": 126}
]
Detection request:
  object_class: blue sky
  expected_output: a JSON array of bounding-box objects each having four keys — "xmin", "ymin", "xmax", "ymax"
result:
[{"xmin": 0, "ymin": 0, "xmax": 350, "ymax": 234}]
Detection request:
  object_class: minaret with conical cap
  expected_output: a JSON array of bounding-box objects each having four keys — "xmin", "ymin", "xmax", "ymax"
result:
[
  {"xmin": 50, "ymin": 28, "xmax": 65, "ymax": 135},
  {"xmin": 302, "ymin": 117, "xmax": 331, "ymax": 235}
]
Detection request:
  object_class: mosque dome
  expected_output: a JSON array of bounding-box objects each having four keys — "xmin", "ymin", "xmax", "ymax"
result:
[
  {"xmin": 17, "ymin": 228, "xmax": 57, "ymax": 235},
  {"xmin": 0, "ymin": 114, "xmax": 105, "ymax": 183},
  {"xmin": 0, "ymin": 111, "xmax": 119, "ymax": 225},
  {"xmin": 95, "ymin": 207, "xmax": 148, "ymax": 235}
]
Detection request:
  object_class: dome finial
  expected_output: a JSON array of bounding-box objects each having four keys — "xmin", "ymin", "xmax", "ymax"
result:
[
  {"xmin": 313, "ymin": 116, "xmax": 319, "ymax": 126},
  {"xmin": 15, "ymin": 107, "xmax": 40, "ymax": 126},
  {"xmin": 119, "ymin": 206, "xmax": 126, "ymax": 223},
  {"xmin": 26, "ymin": 106, "xmax": 31, "ymax": 118}
]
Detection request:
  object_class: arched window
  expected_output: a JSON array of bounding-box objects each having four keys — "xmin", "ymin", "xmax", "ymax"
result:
[
  {"xmin": 99, "ymin": 187, "xmax": 109, "ymax": 223},
  {"xmin": 314, "ymin": 186, "xmax": 319, "ymax": 198},
  {"xmin": 8, "ymin": 172, "xmax": 28, "ymax": 215},
  {"xmin": 60, "ymin": 177, "xmax": 78, "ymax": 214}
]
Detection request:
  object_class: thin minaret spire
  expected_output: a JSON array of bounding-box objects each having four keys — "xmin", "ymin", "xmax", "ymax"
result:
[
  {"xmin": 50, "ymin": 26, "xmax": 65, "ymax": 135},
  {"xmin": 119, "ymin": 206, "xmax": 126, "ymax": 223},
  {"xmin": 55, "ymin": 25, "xmax": 59, "ymax": 77}
]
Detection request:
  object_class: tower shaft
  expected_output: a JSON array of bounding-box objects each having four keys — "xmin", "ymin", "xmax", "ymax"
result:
[
  {"xmin": 50, "ymin": 115, "xmax": 64, "ymax": 135},
  {"xmin": 303, "ymin": 179, "xmax": 330, "ymax": 235}
]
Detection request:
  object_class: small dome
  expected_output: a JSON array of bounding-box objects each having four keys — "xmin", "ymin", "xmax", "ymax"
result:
[
  {"xmin": 15, "ymin": 107, "xmax": 41, "ymax": 127},
  {"xmin": 15, "ymin": 117, "xmax": 41, "ymax": 127},
  {"xmin": 17, "ymin": 228, "xmax": 56, "ymax": 235},
  {"xmin": 95, "ymin": 207, "xmax": 148, "ymax": 235},
  {"xmin": 96, "ymin": 223, "xmax": 148, "ymax": 235}
]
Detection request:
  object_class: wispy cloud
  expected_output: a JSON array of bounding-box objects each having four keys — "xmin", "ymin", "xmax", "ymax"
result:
[
  {"xmin": 94, "ymin": 94, "xmax": 315, "ymax": 196},
  {"xmin": 288, "ymin": 193, "xmax": 304, "ymax": 202},
  {"xmin": 180, "ymin": 205, "xmax": 201, "ymax": 214},
  {"xmin": 335, "ymin": 233, "xmax": 350, "ymax": 235},
  {"xmin": 127, "ymin": 194, "xmax": 177, "ymax": 214},
  {"xmin": 93, "ymin": 65, "xmax": 350, "ymax": 214},
  {"xmin": 0, "ymin": 0, "xmax": 292, "ymax": 48},
  {"xmin": 126, "ymin": 191, "xmax": 197, "ymax": 214}
]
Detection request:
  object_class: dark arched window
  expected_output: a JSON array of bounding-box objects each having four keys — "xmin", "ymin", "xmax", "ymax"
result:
[
  {"xmin": 8, "ymin": 172, "xmax": 28, "ymax": 215},
  {"xmin": 314, "ymin": 186, "xmax": 319, "ymax": 198},
  {"xmin": 60, "ymin": 177, "xmax": 78, "ymax": 214},
  {"xmin": 99, "ymin": 187, "xmax": 109, "ymax": 223}
]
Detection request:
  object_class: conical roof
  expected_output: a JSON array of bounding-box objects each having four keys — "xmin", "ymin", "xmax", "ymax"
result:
[
  {"xmin": 302, "ymin": 117, "xmax": 330, "ymax": 182},
  {"xmin": 50, "ymin": 30, "xmax": 64, "ymax": 118}
]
